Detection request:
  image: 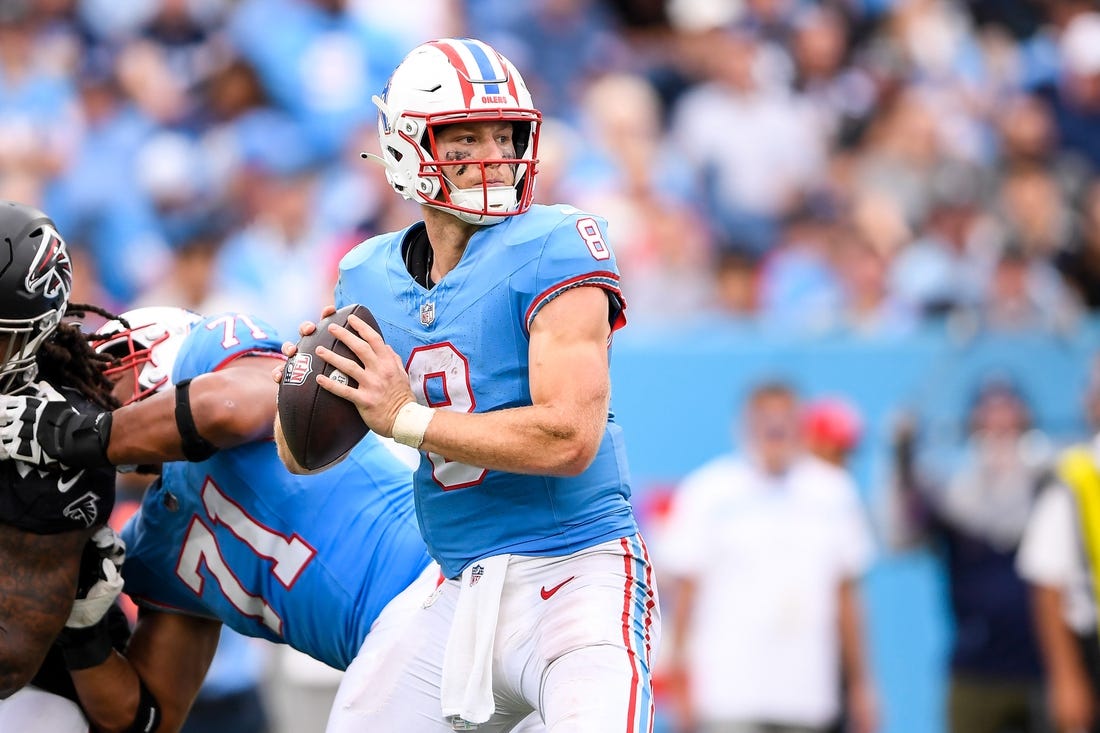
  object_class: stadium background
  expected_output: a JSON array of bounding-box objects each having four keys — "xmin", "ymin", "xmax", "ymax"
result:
[{"xmin": 3, "ymin": 0, "xmax": 1100, "ymax": 731}]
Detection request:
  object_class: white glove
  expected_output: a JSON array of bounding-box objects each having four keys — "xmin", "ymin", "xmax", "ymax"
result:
[
  {"xmin": 0, "ymin": 382, "xmax": 69, "ymax": 466},
  {"xmin": 66, "ymin": 526, "xmax": 126, "ymax": 629}
]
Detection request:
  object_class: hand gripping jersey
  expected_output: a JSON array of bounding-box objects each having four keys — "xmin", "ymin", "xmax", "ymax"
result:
[
  {"xmin": 0, "ymin": 383, "xmax": 114, "ymax": 534},
  {"xmin": 121, "ymin": 313, "xmax": 430, "ymax": 670},
  {"xmin": 335, "ymin": 204, "xmax": 637, "ymax": 579}
]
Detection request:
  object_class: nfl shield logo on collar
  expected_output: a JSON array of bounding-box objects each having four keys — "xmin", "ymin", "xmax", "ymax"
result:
[{"xmin": 420, "ymin": 301, "xmax": 436, "ymax": 327}]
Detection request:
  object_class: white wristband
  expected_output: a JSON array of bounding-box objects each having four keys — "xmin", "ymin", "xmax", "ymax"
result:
[{"xmin": 392, "ymin": 402, "xmax": 435, "ymax": 449}]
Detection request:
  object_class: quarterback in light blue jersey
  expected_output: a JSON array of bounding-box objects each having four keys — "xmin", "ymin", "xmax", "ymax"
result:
[
  {"xmin": 0, "ymin": 306, "xmax": 435, "ymax": 732},
  {"xmin": 277, "ymin": 38, "xmax": 660, "ymax": 733}
]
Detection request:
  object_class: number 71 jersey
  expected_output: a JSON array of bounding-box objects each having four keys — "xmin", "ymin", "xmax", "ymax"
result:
[
  {"xmin": 120, "ymin": 312, "xmax": 430, "ymax": 670},
  {"xmin": 335, "ymin": 204, "xmax": 639, "ymax": 580}
]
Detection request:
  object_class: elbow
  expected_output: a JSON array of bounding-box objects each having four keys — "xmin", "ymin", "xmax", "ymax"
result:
[
  {"xmin": 206, "ymin": 400, "xmax": 262, "ymax": 446},
  {"xmin": 546, "ymin": 435, "xmax": 601, "ymax": 477},
  {"xmin": 196, "ymin": 381, "xmax": 276, "ymax": 448}
]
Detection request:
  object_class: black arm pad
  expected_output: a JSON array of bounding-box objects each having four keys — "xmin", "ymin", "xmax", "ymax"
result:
[{"xmin": 174, "ymin": 379, "xmax": 219, "ymax": 462}]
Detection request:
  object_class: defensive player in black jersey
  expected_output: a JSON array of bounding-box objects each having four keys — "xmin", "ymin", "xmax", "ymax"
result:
[{"xmin": 0, "ymin": 201, "xmax": 123, "ymax": 721}]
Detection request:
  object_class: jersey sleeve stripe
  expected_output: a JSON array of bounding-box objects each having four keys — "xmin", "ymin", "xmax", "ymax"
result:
[
  {"xmin": 524, "ymin": 271, "xmax": 626, "ymax": 336},
  {"xmin": 211, "ymin": 349, "xmax": 286, "ymax": 373}
]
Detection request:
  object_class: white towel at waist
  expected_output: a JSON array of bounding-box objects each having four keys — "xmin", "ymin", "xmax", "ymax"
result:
[{"xmin": 441, "ymin": 554, "xmax": 509, "ymax": 729}]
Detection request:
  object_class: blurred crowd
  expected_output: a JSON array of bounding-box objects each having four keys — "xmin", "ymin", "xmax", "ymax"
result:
[
  {"xmin": 1, "ymin": 0, "xmax": 1099, "ymax": 335},
  {"xmin": 5, "ymin": 1, "xmax": 1100, "ymax": 733}
]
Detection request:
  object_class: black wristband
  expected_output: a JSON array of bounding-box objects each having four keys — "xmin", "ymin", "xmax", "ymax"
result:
[
  {"xmin": 39, "ymin": 404, "xmax": 112, "ymax": 468},
  {"xmin": 123, "ymin": 679, "xmax": 162, "ymax": 733},
  {"xmin": 56, "ymin": 614, "xmax": 114, "ymax": 670},
  {"xmin": 174, "ymin": 378, "xmax": 218, "ymax": 462}
]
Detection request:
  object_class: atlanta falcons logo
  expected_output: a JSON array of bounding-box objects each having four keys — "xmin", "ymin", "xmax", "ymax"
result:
[
  {"xmin": 24, "ymin": 226, "xmax": 72, "ymax": 300},
  {"xmin": 62, "ymin": 491, "xmax": 100, "ymax": 528}
]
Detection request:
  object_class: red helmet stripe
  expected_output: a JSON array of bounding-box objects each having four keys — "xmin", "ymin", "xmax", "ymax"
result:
[
  {"xmin": 429, "ymin": 40, "xmax": 475, "ymax": 106},
  {"xmin": 495, "ymin": 51, "xmax": 519, "ymax": 99}
]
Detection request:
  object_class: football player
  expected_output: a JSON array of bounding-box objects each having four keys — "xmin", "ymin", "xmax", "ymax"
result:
[
  {"xmin": 277, "ymin": 39, "xmax": 660, "ymax": 732},
  {"xmin": 0, "ymin": 306, "xmax": 434, "ymax": 732},
  {"xmin": 0, "ymin": 200, "xmax": 126, "ymax": 729}
]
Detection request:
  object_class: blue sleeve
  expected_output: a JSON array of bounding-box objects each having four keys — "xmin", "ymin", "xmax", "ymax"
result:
[
  {"xmin": 334, "ymin": 275, "xmax": 351, "ymax": 310},
  {"xmin": 172, "ymin": 312, "xmax": 285, "ymax": 383},
  {"xmin": 522, "ymin": 211, "xmax": 626, "ymax": 335},
  {"xmin": 120, "ymin": 494, "xmax": 216, "ymax": 620}
]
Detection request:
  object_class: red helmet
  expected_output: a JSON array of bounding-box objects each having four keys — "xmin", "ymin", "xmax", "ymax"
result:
[{"xmin": 803, "ymin": 397, "xmax": 863, "ymax": 452}]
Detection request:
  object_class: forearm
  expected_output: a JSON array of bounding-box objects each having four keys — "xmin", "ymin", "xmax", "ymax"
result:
[
  {"xmin": 838, "ymin": 579, "xmax": 871, "ymax": 685},
  {"xmin": 419, "ymin": 401, "xmax": 605, "ymax": 477},
  {"xmin": 73, "ymin": 611, "xmax": 220, "ymax": 733},
  {"xmin": 106, "ymin": 390, "xmax": 186, "ymax": 465},
  {"xmin": 69, "ymin": 651, "xmax": 143, "ymax": 733},
  {"xmin": 1034, "ymin": 584, "xmax": 1090, "ymax": 685},
  {"xmin": 126, "ymin": 614, "xmax": 219, "ymax": 733},
  {"xmin": 108, "ymin": 364, "xmax": 278, "ymax": 466}
]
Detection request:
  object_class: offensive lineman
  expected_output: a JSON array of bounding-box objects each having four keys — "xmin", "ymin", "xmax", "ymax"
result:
[
  {"xmin": 278, "ymin": 38, "xmax": 660, "ymax": 732},
  {"xmin": 0, "ymin": 306, "xmax": 434, "ymax": 731}
]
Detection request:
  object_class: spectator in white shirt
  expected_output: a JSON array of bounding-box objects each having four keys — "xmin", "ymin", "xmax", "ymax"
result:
[
  {"xmin": 658, "ymin": 381, "xmax": 877, "ymax": 733},
  {"xmin": 1017, "ymin": 363, "xmax": 1100, "ymax": 733}
]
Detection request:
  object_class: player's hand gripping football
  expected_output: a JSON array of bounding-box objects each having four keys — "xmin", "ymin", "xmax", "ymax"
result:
[
  {"xmin": 272, "ymin": 305, "xmax": 338, "ymax": 383},
  {"xmin": 314, "ymin": 312, "xmax": 416, "ymax": 440},
  {"xmin": 66, "ymin": 525, "xmax": 126, "ymax": 629},
  {"xmin": 276, "ymin": 306, "xmax": 416, "ymax": 439}
]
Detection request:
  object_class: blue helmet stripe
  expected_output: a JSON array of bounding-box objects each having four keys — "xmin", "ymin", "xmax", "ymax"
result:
[{"xmin": 461, "ymin": 39, "xmax": 501, "ymax": 95}]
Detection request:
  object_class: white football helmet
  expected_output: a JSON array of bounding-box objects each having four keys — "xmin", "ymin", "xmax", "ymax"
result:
[
  {"xmin": 369, "ymin": 38, "xmax": 541, "ymax": 226},
  {"xmin": 93, "ymin": 306, "xmax": 203, "ymax": 404}
]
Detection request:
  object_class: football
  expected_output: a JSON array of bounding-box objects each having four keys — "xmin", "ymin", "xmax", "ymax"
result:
[{"xmin": 277, "ymin": 303, "xmax": 381, "ymax": 471}]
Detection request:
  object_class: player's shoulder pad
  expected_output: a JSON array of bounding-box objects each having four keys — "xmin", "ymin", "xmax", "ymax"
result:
[
  {"xmin": 520, "ymin": 205, "xmax": 624, "ymax": 334},
  {"xmin": 338, "ymin": 226, "xmax": 410, "ymax": 272},
  {"xmin": 172, "ymin": 312, "xmax": 284, "ymax": 383},
  {"xmin": 33, "ymin": 379, "xmax": 99, "ymax": 414},
  {"xmin": 536, "ymin": 205, "xmax": 617, "ymax": 272}
]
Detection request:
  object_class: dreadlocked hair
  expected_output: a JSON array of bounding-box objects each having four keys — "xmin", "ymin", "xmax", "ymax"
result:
[{"xmin": 36, "ymin": 302, "xmax": 127, "ymax": 411}]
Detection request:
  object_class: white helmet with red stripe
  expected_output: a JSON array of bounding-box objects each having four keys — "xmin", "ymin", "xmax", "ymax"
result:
[
  {"xmin": 369, "ymin": 38, "xmax": 541, "ymax": 226},
  {"xmin": 93, "ymin": 306, "xmax": 203, "ymax": 405}
]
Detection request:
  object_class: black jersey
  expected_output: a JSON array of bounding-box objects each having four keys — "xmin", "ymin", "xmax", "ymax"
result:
[{"xmin": 0, "ymin": 382, "xmax": 115, "ymax": 534}]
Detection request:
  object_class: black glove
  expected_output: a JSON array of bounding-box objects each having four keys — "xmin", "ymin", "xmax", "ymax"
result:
[{"xmin": 0, "ymin": 384, "xmax": 113, "ymax": 468}]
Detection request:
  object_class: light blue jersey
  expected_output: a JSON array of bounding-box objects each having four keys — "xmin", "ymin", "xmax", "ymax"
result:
[
  {"xmin": 336, "ymin": 204, "xmax": 637, "ymax": 579},
  {"xmin": 121, "ymin": 313, "xmax": 430, "ymax": 670}
]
